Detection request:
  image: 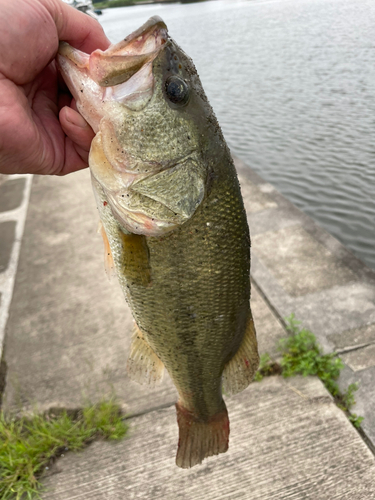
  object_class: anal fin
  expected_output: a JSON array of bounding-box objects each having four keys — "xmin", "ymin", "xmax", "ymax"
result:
[
  {"xmin": 127, "ymin": 323, "xmax": 164, "ymax": 387},
  {"xmin": 222, "ymin": 315, "xmax": 259, "ymax": 396}
]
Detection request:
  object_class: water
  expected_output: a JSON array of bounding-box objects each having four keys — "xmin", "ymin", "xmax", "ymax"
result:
[{"xmin": 99, "ymin": 0, "xmax": 375, "ymax": 270}]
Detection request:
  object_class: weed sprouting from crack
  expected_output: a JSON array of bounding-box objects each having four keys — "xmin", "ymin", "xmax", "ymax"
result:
[
  {"xmin": 255, "ymin": 313, "xmax": 364, "ymax": 429},
  {"xmin": 0, "ymin": 399, "xmax": 128, "ymax": 499},
  {"xmin": 254, "ymin": 353, "xmax": 282, "ymax": 381}
]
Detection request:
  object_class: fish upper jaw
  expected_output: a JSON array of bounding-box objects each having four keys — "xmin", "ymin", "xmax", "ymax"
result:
[
  {"xmin": 57, "ymin": 16, "xmax": 168, "ymax": 131},
  {"xmin": 89, "ymin": 16, "xmax": 168, "ymax": 87}
]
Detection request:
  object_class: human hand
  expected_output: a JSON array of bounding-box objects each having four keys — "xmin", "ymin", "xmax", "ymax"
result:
[{"xmin": 0, "ymin": 0, "xmax": 110, "ymax": 175}]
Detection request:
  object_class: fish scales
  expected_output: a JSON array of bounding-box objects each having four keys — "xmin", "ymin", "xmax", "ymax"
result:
[
  {"xmin": 58, "ymin": 15, "xmax": 259, "ymax": 468},
  {"xmin": 107, "ymin": 149, "xmax": 249, "ymax": 418}
]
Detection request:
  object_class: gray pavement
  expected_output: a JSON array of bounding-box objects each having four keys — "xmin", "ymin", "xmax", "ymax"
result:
[
  {"xmin": 0, "ymin": 173, "xmax": 32, "ymax": 406},
  {"xmin": 234, "ymin": 156, "xmax": 375, "ymax": 445},
  {"xmin": 42, "ymin": 376, "xmax": 375, "ymax": 500},
  {"xmin": 1, "ymin": 157, "xmax": 375, "ymax": 498}
]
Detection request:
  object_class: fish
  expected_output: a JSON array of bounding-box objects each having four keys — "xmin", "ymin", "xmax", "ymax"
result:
[{"xmin": 57, "ymin": 16, "xmax": 259, "ymax": 469}]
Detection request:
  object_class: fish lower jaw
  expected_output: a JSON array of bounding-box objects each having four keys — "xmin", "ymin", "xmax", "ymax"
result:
[{"xmin": 111, "ymin": 204, "xmax": 177, "ymax": 236}]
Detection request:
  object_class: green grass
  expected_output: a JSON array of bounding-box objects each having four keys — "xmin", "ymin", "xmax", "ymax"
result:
[
  {"xmin": 253, "ymin": 353, "xmax": 281, "ymax": 381},
  {"xmin": 255, "ymin": 313, "xmax": 364, "ymax": 429},
  {"xmin": 0, "ymin": 399, "xmax": 128, "ymax": 499}
]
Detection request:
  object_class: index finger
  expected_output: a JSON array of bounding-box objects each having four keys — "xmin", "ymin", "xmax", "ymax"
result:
[
  {"xmin": 0, "ymin": 0, "xmax": 110, "ymax": 84},
  {"xmin": 47, "ymin": 0, "xmax": 110, "ymax": 52}
]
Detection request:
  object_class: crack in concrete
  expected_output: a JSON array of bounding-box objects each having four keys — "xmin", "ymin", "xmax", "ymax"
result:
[
  {"xmin": 335, "ymin": 342, "xmax": 375, "ymax": 356},
  {"xmin": 250, "ymin": 276, "xmax": 375, "ymax": 459},
  {"xmin": 250, "ymin": 275, "xmax": 289, "ymax": 334},
  {"xmin": 125, "ymin": 401, "xmax": 176, "ymax": 420},
  {"xmin": 0, "ymin": 357, "xmax": 7, "ymax": 409},
  {"xmin": 356, "ymin": 426, "xmax": 375, "ymax": 457}
]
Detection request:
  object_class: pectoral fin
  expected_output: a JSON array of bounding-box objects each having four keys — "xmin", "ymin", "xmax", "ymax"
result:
[
  {"xmin": 98, "ymin": 221, "xmax": 116, "ymax": 280},
  {"xmin": 98, "ymin": 217, "xmax": 152, "ymax": 286},
  {"xmin": 222, "ymin": 315, "xmax": 259, "ymax": 396},
  {"xmin": 119, "ymin": 231, "xmax": 152, "ymax": 287}
]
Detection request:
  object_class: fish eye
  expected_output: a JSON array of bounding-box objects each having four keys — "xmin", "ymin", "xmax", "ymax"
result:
[{"xmin": 165, "ymin": 76, "xmax": 189, "ymax": 106}]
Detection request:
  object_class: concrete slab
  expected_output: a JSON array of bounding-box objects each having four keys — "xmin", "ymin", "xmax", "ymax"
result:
[
  {"xmin": 236, "ymin": 156, "xmax": 375, "ymax": 335},
  {"xmin": 339, "ymin": 364, "xmax": 375, "ymax": 449},
  {"xmin": 239, "ymin": 179, "xmax": 277, "ymax": 214},
  {"xmin": 340, "ymin": 345, "xmax": 375, "ymax": 372},
  {"xmin": 331, "ymin": 323, "xmax": 375, "ymax": 351},
  {"xmin": 291, "ymin": 284, "xmax": 375, "ymax": 345},
  {"xmin": 250, "ymin": 284, "xmax": 285, "ymax": 359},
  {"xmin": 252, "ymin": 225, "xmax": 356, "ymax": 296},
  {"xmin": 0, "ymin": 174, "xmax": 33, "ymax": 359},
  {"xmin": 247, "ymin": 206, "xmax": 303, "ymax": 237},
  {"xmin": 0, "ymin": 178, "xmax": 26, "ymax": 212},
  {"xmin": 250, "ymin": 239, "xmax": 375, "ymax": 347},
  {"xmin": 0, "ymin": 221, "xmax": 16, "ymax": 272},
  {"xmin": 235, "ymin": 155, "xmax": 375, "ymax": 314},
  {"xmin": 41, "ymin": 376, "xmax": 375, "ymax": 500},
  {"xmin": 234, "ymin": 154, "xmax": 375, "ymax": 452},
  {"xmin": 251, "ymin": 243, "xmax": 375, "ymax": 352}
]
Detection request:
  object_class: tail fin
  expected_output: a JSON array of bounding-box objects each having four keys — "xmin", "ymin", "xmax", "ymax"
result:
[{"xmin": 175, "ymin": 402, "xmax": 229, "ymax": 469}]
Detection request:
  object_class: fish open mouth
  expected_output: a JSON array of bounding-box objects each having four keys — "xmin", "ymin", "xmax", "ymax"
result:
[{"xmin": 57, "ymin": 16, "xmax": 168, "ymax": 127}]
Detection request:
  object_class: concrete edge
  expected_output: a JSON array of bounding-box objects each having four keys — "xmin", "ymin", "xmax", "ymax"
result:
[
  {"xmin": 0, "ymin": 174, "xmax": 33, "ymax": 359},
  {"xmin": 233, "ymin": 153, "xmax": 375, "ymax": 452},
  {"xmin": 234, "ymin": 154, "xmax": 375, "ymax": 286}
]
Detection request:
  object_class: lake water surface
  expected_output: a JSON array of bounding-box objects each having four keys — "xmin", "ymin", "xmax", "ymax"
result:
[{"xmin": 99, "ymin": 0, "xmax": 375, "ymax": 270}]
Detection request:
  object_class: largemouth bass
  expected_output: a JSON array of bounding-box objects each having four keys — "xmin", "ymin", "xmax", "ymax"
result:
[{"xmin": 58, "ymin": 16, "xmax": 259, "ymax": 468}]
